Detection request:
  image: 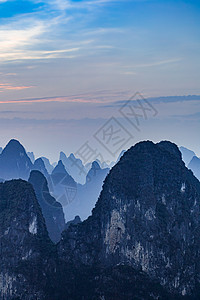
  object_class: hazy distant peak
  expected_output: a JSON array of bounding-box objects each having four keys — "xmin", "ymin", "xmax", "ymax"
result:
[
  {"xmin": 91, "ymin": 161, "xmax": 101, "ymax": 170},
  {"xmin": 33, "ymin": 158, "xmax": 49, "ymax": 178},
  {"xmin": 179, "ymin": 146, "xmax": 196, "ymax": 166},
  {"xmin": 2, "ymin": 139, "xmax": 26, "ymax": 155},
  {"xmin": 52, "ymin": 160, "xmax": 67, "ymax": 175}
]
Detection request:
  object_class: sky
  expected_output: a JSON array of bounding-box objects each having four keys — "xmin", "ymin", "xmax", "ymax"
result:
[{"xmin": 0, "ymin": 0, "xmax": 200, "ymax": 162}]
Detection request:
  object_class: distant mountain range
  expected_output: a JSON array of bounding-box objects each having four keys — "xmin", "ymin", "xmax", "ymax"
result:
[
  {"xmin": 0, "ymin": 139, "xmax": 112, "ymax": 224},
  {"xmin": 1, "ymin": 140, "xmax": 200, "ymax": 299},
  {"xmin": 0, "ymin": 139, "xmax": 200, "ymax": 242},
  {"xmin": 63, "ymin": 161, "xmax": 110, "ymax": 221},
  {"xmin": 179, "ymin": 146, "xmax": 200, "ymax": 181},
  {"xmin": 179, "ymin": 146, "xmax": 196, "ymax": 166}
]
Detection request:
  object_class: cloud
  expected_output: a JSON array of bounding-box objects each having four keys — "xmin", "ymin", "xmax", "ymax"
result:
[
  {"xmin": 121, "ymin": 71, "xmax": 137, "ymax": 75},
  {"xmin": 0, "ymin": 83, "xmax": 33, "ymax": 91},
  {"xmin": 42, "ymin": 0, "xmax": 123, "ymax": 11},
  {"xmin": 123, "ymin": 58, "xmax": 183, "ymax": 70},
  {"xmin": 0, "ymin": 95, "xmax": 106, "ymax": 104},
  {"xmin": 83, "ymin": 27, "xmax": 124, "ymax": 36},
  {"xmin": 0, "ymin": 47, "xmax": 79, "ymax": 61},
  {"xmin": 0, "ymin": 0, "xmax": 123, "ymax": 63},
  {"xmin": 100, "ymin": 95, "xmax": 200, "ymax": 108},
  {"xmin": 0, "ymin": 7, "xmax": 78, "ymax": 62},
  {"xmin": 0, "ymin": 90, "xmax": 132, "ymax": 104},
  {"xmin": 0, "ymin": 116, "xmax": 107, "ymax": 128},
  {"xmin": 0, "ymin": 19, "xmax": 47, "ymax": 61},
  {"xmin": 0, "ymin": 110, "xmax": 43, "ymax": 114}
]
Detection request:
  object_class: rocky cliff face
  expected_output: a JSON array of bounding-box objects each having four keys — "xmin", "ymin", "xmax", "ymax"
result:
[
  {"xmin": 29, "ymin": 170, "xmax": 65, "ymax": 243},
  {"xmin": 0, "ymin": 180, "xmax": 56, "ymax": 300},
  {"xmin": 59, "ymin": 141, "xmax": 200, "ymax": 298}
]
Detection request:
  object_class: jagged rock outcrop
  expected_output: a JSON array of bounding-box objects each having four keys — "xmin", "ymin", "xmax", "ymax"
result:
[
  {"xmin": 0, "ymin": 139, "xmax": 33, "ymax": 180},
  {"xmin": 29, "ymin": 170, "xmax": 65, "ymax": 243},
  {"xmin": 65, "ymin": 215, "xmax": 82, "ymax": 230},
  {"xmin": 0, "ymin": 180, "xmax": 56, "ymax": 300},
  {"xmin": 59, "ymin": 141, "xmax": 200, "ymax": 298}
]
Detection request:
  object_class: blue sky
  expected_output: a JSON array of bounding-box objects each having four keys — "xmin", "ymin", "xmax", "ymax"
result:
[{"xmin": 0, "ymin": 0, "xmax": 200, "ymax": 161}]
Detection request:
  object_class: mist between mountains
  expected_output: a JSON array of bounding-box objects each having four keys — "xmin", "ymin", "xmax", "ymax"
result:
[{"xmin": 41, "ymin": 92, "xmax": 158, "ymax": 209}]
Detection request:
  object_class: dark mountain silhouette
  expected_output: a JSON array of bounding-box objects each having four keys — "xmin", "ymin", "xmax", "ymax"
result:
[
  {"xmin": 65, "ymin": 215, "xmax": 82, "ymax": 230},
  {"xmin": 188, "ymin": 155, "xmax": 200, "ymax": 181},
  {"xmin": 59, "ymin": 141, "xmax": 200, "ymax": 298},
  {"xmin": 0, "ymin": 179, "xmax": 56, "ymax": 299},
  {"xmin": 0, "ymin": 139, "xmax": 33, "ymax": 180},
  {"xmin": 29, "ymin": 170, "xmax": 65, "ymax": 243}
]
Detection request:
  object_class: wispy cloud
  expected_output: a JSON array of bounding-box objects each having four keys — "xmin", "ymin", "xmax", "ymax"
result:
[
  {"xmin": 101, "ymin": 95, "xmax": 200, "ymax": 108},
  {"xmin": 0, "ymin": 47, "xmax": 79, "ymax": 61},
  {"xmin": 0, "ymin": 90, "xmax": 131, "ymax": 104},
  {"xmin": 0, "ymin": 19, "xmax": 47, "ymax": 61},
  {"xmin": 83, "ymin": 27, "xmax": 124, "ymax": 36},
  {"xmin": 0, "ymin": 0, "xmax": 122, "ymax": 63},
  {"xmin": 124, "ymin": 58, "xmax": 183, "ymax": 69},
  {"xmin": 0, "ymin": 83, "xmax": 33, "ymax": 91},
  {"xmin": 42, "ymin": 0, "xmax": 123, "ymax": 11},
  {"xmin": 0, "ymin": 95, "xmax": 105, "ymax": 104}
]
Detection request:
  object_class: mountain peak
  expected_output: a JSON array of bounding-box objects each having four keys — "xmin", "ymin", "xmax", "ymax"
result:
[
  {"xmin": 52, "ymin": 160, "xmax": 67, "ymax": 175},
  {"xmin": 60, "ymin": 140, "xmax": 200, "ymax": 296},
  {"xmin": 69, "ymin": 153, "xmax": 75, "ymax": 159},
  {"xmin": 2, "ymin": 139, "xmax": 26, "ymax": 154},
  {"xmin": 157, "ymin": 140, "xmax": 182, "ymax": 160},
  {"xmin": 91, "ymin": 160, "xmax": 101, "ymax": 170},
  {"xmin": 33, "ymin": 158, "xmax": 48, "ymax": 178},
  {"xmin": 0, "ymin": 140, "xmax": 33, "ymax": 180}
]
